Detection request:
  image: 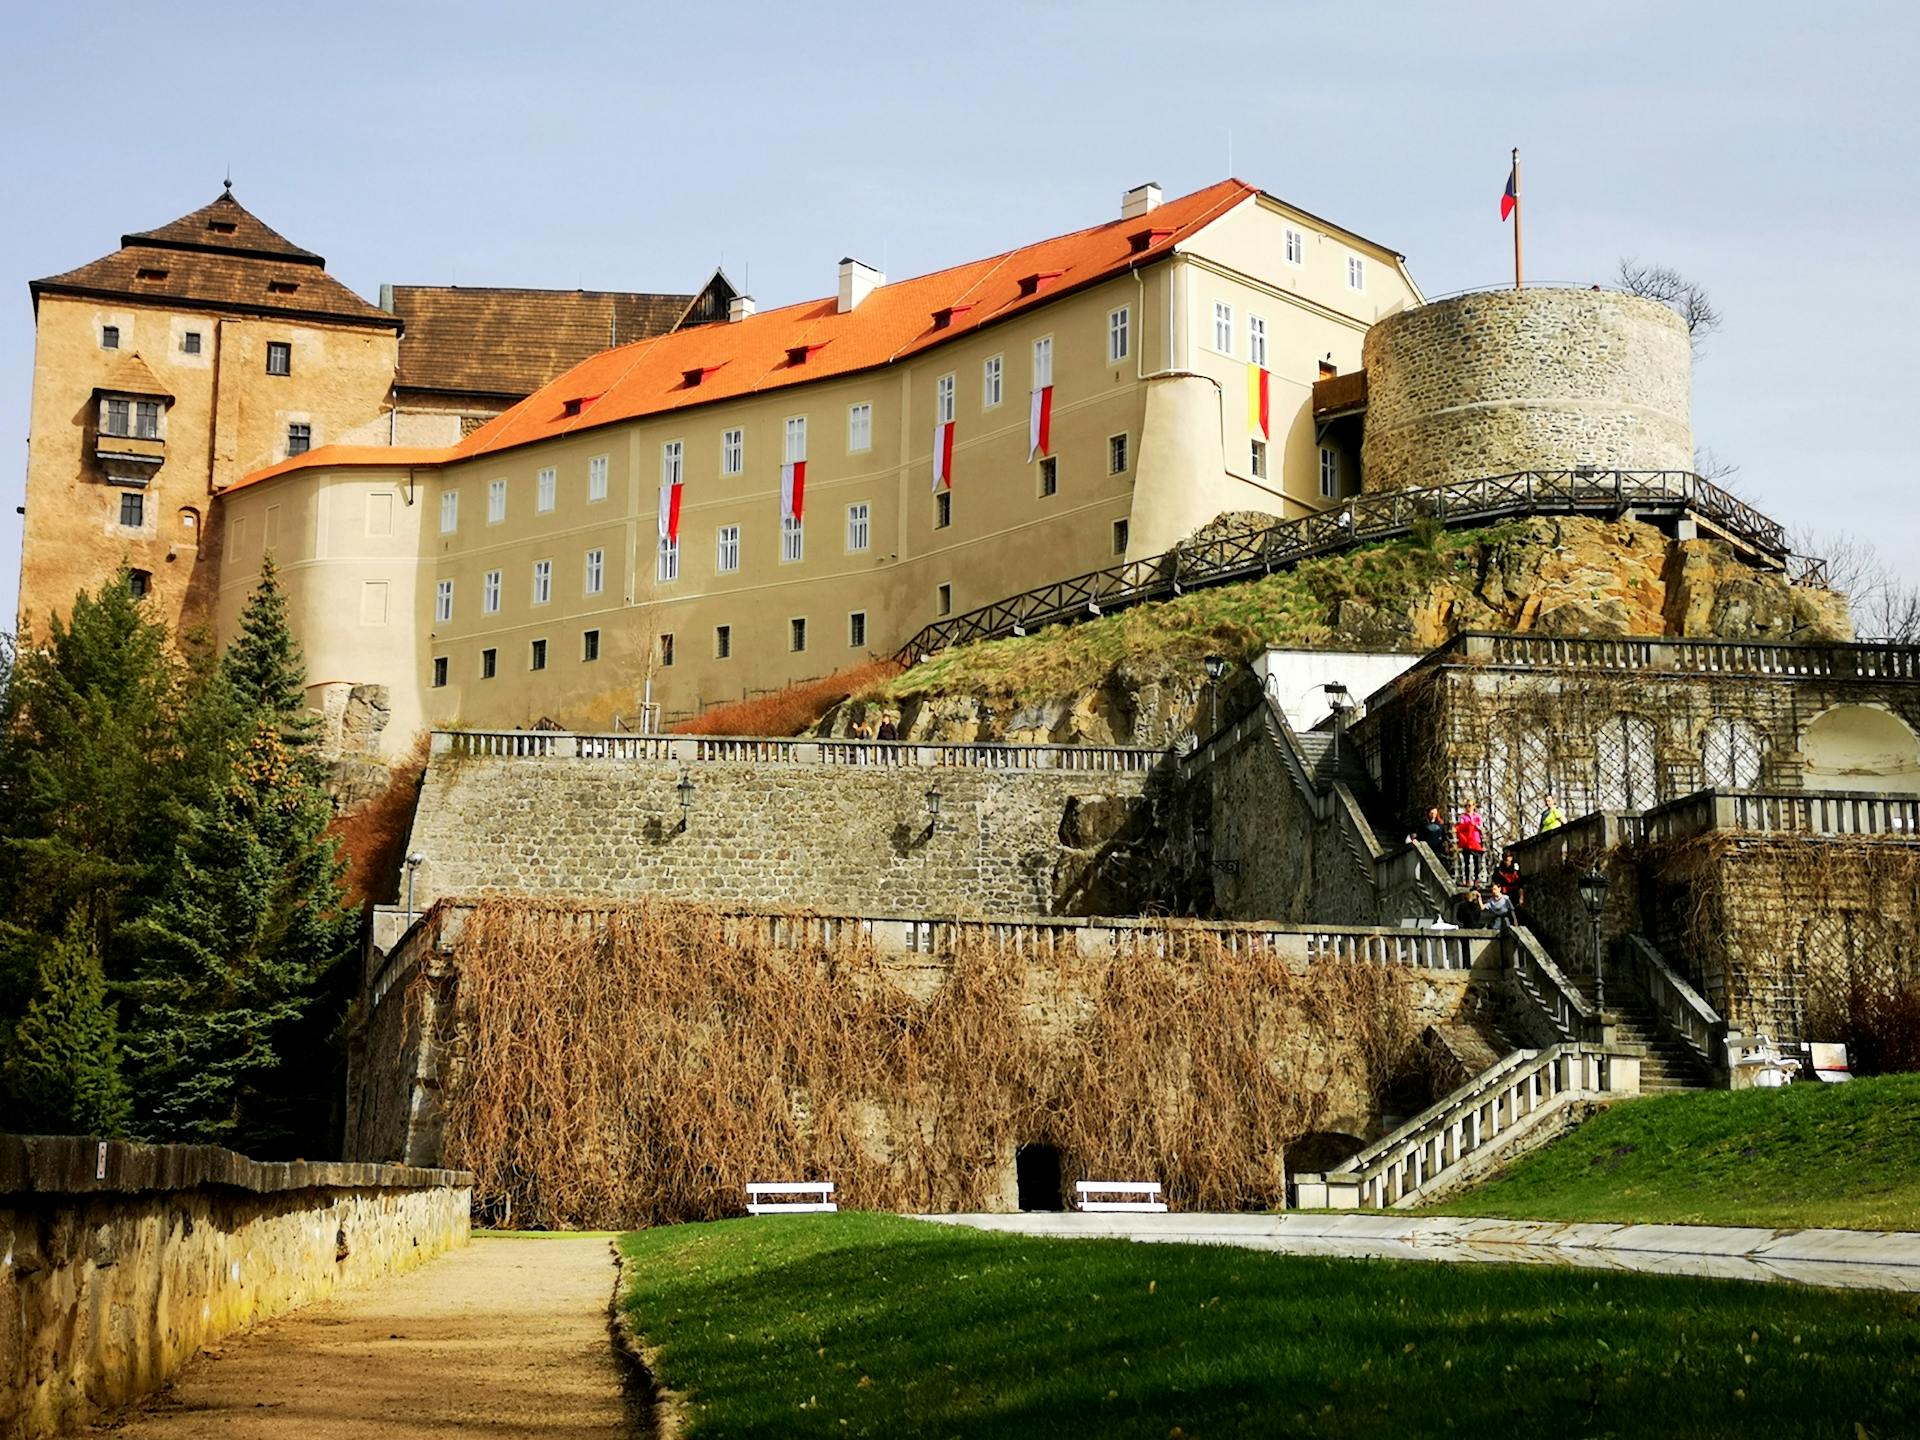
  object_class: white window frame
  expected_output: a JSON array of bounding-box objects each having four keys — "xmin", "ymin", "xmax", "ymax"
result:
[
  {"xmin": 1319, "ymin": 445, "xmax": 1339, "ymax": 498},
  {"xmin": 439, "ymin": 490, "xmax": 459, "ymax": 534},
  {"xmin": 983, "ymin": 354, "xmax": 1004, "ymax": 408},
  {"xmin": 846, "ymin": 502, "xmax": 870, "ymax": 553},
  {"xmin": 784, "ymin": 416, "xmax": 807, "ymax": 464},
  {"xmin": 722, "ymin": 427, "xmax": 744, "ymax": 475},
  {"xmin": 657, "ymin": 535, "xmax": 680, "ymax": 583},
  {"xmin": 662, "ymin": 439, "xmax": 684, "ymax": 487},
  {"xmin": 781, "ymin": 514, "xmax": 804, "ymax": 564},
  {"xmin": 716, "ymin": 524, "xmax": 740, "ymax": 574},
  {"xmin": 1248, "ymin": 314, "xmax": 1268, "ymax": 368},
  {"xmin": 1213, "ymin": 301, "xmax": 1233, "ymax": 355},
  {"xmin": 584, "ymin": 547, "xmax": 605, "ymax": 596},
  {"xmin": 588, "ymin": 455, "xmax": 609, "ymax": 502},
  {"xmin": 1250, "ymin": 438, "xmax": 1268, "ymax": 480},
  {"xmin": 488, "ymin": 478, "xmax": 507, "ymax": 524},
  {"xmin": 1284, "ymin": 227, "xmax": 1305, "ymax": 265},
  {"xmin": 483, "ymin": 568, "xmax": 502, "ymax": 615},
  {"xmin": 1108, "ymin": 306, "xmax": 1130, "ymax": 364},
  {"xmin": 1031, "ymin": 337, "xmax": 1053, "ymax": 389},
  {"xmin": 536, "ymin": 467, "xmax": 557, "ymax": 513},
  {"xmin": 532, "ymin": 558, "xmax": 553, "ymax": 606},
  {"xmin": 1347, "ymin": 255, "xmax": 1366, "ymax": 291},
  {"xmin": 435, "ymin": 578, "xmax": 454, "ymax": 623},
  {"xmin": 935, "ymin": 374, "xmax": 955, "ymax": 425},
  {"xmin": 847, "ymin": 403, "xmax": 872, "ymax": 453}
]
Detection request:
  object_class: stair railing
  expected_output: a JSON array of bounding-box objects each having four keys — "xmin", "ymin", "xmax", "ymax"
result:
[
  {"xmin": 1619, "ymin": 934, "xmax": 1724, "ymax": 1076},
  {"xmin": 1503, "ymin": 925, "xmax": 1602, "ymax": 1044}
]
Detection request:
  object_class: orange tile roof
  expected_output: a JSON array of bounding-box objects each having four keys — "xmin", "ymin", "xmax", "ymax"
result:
[
  {"xmin": 227, "ymin": 445, "xmax": 451, "ymax": 493},
  {"xmin": 234, "ymin": 179, "xmax": 1259, "ymax": 489}
]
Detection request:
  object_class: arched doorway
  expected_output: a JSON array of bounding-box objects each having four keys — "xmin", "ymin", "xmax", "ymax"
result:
[{"xmin": 1802, "ymin": 706, "xmax": 1920, "ymax": 794}]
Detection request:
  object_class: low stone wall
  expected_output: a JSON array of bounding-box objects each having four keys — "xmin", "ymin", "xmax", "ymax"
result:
[{"xmin": 0, "ymin": 1136, "xmax": 470, "ymax": 1440}]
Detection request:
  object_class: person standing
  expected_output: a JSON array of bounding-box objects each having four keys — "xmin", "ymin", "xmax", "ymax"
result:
[
  {"xmin": 1538, "ymin": 794, "xmax": 1565, "ymax": 832},
  {"xmin": 876, "ymin": 712, "xmax": 899, "ymax": 742},
  {"xmin": 1482, "ymin": 882, "xmax": 1516, "ymax": 931},
  {"xmin": 1492, "ymin": 849, "xmax": 1524, "ymax": 904},
  {"xmin": 1408, "ymin": 806, "xmax": 1448, "ymax": 860},
  {"xmin": 1454, "ymin": 799, "xmax": 1486, "ymax": 883}
]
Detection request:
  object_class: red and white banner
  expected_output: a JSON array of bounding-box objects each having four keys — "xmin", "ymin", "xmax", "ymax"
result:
[
  {"xmin": 1027, "ymin": 385, "xmax": 1053, "ymax": 461},
  {"xmin": 932, "ymin": 420, "xmax": 954, "ymax": 491},
  {"xmin": 657, "ymin": 478, "xmax": 683, "ymax": 544},
  {"xmin": 780, "ymin": 460, "xmax": 807, "ymax": 523}
]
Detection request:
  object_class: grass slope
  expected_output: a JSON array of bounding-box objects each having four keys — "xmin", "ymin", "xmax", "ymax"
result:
[
  {"xmin": 1427, "ymin": 1074, "xmax": 1920, "ymax": 1231},
  {"xmin": 619, "ymin": 1212, "xmax": 1918, "ymax": 1439}
]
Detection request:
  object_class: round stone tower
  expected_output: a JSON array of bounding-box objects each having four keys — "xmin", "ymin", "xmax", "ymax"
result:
[{"xmin": 1359, "ymin": 288, "xmax": 1692, "ymax": 493}]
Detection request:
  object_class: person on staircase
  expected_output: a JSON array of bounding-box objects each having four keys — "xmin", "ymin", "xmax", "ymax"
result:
[
  {"xmin": 1538, "ymin": 794, "xmax": 1566, "ymax": 832},
  {"xmin": 1481, "ymin": 882, "xmax": 1516, "ymax": 931},
  {"xmin": 1492, "ymin": 849, "xmax": 1524, "ymax": 906},
  {"xmin": 1454, "ymin": 800, "xmax": 1486, "ymax": 883},
  {"xmin": 1408, "ymin": 806, "xmax": 1449, "ymax": 862}
]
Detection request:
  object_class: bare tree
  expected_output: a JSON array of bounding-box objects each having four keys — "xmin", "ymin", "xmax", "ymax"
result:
[
  {"xmin": 1791, "ymin": 527, "xmax": 1920, "ymax": 642},
  {"xmin": 1693, "ymin": 447, "xmax": 1740, "ymax": 482},
  {"xmin": 1618, "ymin": 259, "xmax": 1722, "ymax": 350}
]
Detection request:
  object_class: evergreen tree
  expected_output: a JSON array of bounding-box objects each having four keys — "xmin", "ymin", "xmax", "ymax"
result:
[
  {"xmin": 2, "ymin": 913, "xmax": 132, "ymax": 1137},
  {"xmin": 122, "ymin": 567, "xmax": 356, "ymax": 1150}
]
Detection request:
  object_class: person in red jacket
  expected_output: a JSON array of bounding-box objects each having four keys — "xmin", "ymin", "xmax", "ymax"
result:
[{"xmin": 1454, "ymin": 799, "xmax": 1486, "ymax": 883}]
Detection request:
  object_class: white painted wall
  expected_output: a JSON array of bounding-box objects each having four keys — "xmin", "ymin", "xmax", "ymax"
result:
[{"xmin": 1256, "ymin": 648, "xmax": 1421, "ymax": 731}]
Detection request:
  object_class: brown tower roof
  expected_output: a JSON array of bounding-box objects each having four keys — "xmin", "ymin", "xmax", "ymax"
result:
[{"xmin": 31, "ymin": 189, "xmax": 398, "ymax": 330}]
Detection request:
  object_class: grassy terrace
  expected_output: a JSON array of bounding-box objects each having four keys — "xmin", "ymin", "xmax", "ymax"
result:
[
  {"xmin": 618, "ymin": 1212, "xmax": 1918, "ymax": 1439},
  {"xmin": 1426, "ymin": 1073, "xmax": 1920, "ymax": 1232}
]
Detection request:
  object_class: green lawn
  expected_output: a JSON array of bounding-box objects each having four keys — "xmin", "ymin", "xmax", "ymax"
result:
[
  {"xmin": 618, "ymin": 1212, "xmax": 1919, "ymax": 1439},
  {"xmin": 1426, "ymin": 1073, "xmax": 1920, "ymax": 1231}
]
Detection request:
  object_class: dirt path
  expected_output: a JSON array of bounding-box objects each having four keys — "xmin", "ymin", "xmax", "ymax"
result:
[{"xmin": 95, "ymin": 1235, "xmax": 633, "ymax": 1438}]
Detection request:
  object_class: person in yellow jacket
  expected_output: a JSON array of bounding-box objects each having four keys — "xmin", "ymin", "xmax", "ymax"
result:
[{"xmin": 1538, "ymin": 795, "xmax": 1566, "ymax": 832}]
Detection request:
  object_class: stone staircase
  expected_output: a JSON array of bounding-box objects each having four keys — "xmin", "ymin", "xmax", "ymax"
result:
[
  {"xmin": 1293, "ymin": 727, "xmax": 1403, "ymax": 844},
  {"xmin": 1604, "ymin": 985, "xmax": 1713, "ymax": 1093}
]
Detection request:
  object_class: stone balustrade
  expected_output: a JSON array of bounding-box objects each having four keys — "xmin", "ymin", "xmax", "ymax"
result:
[
  {"xmin": 1619, "ymin": 934, "xmax": 1723, "ymax": 1072},
  {"xmin": 1456, "ymin": 631, "xmax": 1920, "ymax": 681},
  {"xmin": 435, "ymin": 729, "xmax": 1165, "ymax": 773}
]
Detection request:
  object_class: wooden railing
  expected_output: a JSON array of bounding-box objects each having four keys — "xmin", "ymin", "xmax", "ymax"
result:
[
  {"xmin": 1619, "ymin": 934, "xmax": 1723, "ymax": 1073},
  {"xmin": 435, "ymin": 730, "xmax": 1164, "ymax": 773},
  {"xmin": 1293, "ymin": 1043, "xmax": 1638, "ymax": 1210},
  {"xmin": 896, "ymin": 470, "xmax": 1799, "ymax": 662}
]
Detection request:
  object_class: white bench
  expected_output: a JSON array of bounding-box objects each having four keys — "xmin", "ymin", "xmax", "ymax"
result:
[
  {"xmin": 746, "ymin": 1181, "xmax": 837, "ymax": 1215},
  {"xmin": 1075, "ymin": 1180, "xmax": 1166, "ymax": 1213}
]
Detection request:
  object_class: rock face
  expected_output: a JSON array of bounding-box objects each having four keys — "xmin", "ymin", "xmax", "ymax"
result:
[{"xmin": 816, "ymin": 515, "xmax": 1852, "ymax": 747}]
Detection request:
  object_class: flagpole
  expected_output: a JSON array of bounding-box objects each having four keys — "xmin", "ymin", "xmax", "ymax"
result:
[{"xmin": 1511, "ymin": 147, "xmax": 1524, "ymax": 290}]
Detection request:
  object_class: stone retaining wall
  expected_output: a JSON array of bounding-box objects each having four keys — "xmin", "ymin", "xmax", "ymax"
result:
[{"xmin": 0, "ymin": 1137, "xmax": 470, "ymax": 1440}]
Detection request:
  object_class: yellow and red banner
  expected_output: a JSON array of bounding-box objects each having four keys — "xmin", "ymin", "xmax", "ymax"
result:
[{"xmin": 1248, "ymin": 364, "xmax": 1270, "ymax": 440}]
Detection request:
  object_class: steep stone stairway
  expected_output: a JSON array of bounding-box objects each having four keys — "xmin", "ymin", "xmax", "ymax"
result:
[
  {"xmin": 1293, "ymin": 726, "xmax": 1405, "ymax": 847},
  {"xmin": 1604, "ymin": 984, "xmax": 1713, "ymax": 1093}
]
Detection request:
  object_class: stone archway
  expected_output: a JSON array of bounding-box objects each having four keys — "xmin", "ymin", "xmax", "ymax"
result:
[{"xmin": 1802, "ymin": 705, "xmax": 1920, "ymax": 794}]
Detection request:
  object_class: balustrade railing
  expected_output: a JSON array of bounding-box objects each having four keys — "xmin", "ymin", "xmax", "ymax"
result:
[
  {"xmin": 1504, "ymin": 925, "xmax": 1601, "ymax": 1043},
  {"xmin": 1619, "ymin": 935, "xmax": 1722, "ymax": 1073},
  {"xmin": 1457, "ymin": 632, "xmax": 1920, "ymax": 680},
  {"xmin": 1635, "ymin": 788, "xmax": 1920, "ymax": 846},
  {"xmin": 437, "ymin": 730, "xmax": 1163, "ymax": 773}
]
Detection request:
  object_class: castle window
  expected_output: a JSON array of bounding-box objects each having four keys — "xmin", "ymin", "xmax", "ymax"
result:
[
  {"xmin": 481, "ymin": 647, "xmax": 498, "ymax": 679},
  {"xmin": 983, "ymin": 354, "xmax": 1004, "ymax": 408},
  {"xmin": 781, "ymin": 515, "xmax": 803, "ymax": 564},
  {"xmin": 847, "ymin": 402, "xmax": 872, "ymax": 453},
  {"xmin": 118, "ymin": 492, "xmax": 144, "ymax": 529},
  {"xmin": 482, "ymin": 568, "xmax": 501, "ymax": 614},
  {"xmin": 134, "ymin": 401, "xmax": 160, "ymax": 439},
  {"xmin": 1108, "ymin": 305, "xmax": 1130, "ymax": 364},
  {"xmin": 1108, "ymin": 433, "xmax": 1129, "ymax": 475},
  {"xmin": 488, "ymin": 479, "xmax": 507, "ymax": 523},
  {"xmin": 934, "ymin": 491, "xmax": 951, "ymax": 530},
  {"xmin": 583, "ymin": 629, "xmax": 602, "ymax": 662},
  {"xmin": 287, "ymin": 422, "xmax": 311, "ymax": 456},
  {"xmin": 1248, "ymin": 314, "xmax": 1268, "ymax": 368},
  {"xmin": 722, "ymin": 428, "xmax": 744, "ymax": 475},
  {"xmin": 1319, "ymin": 445, "xmax": 1339, "ymax": 498},
  {"xmin": 1038, "ymin": 456, "xmax": 1057, "ymax": 498},
  {"xmin": 849, "ymin": 611, "xmax": 867, "ymax": 648},
  {"xmin": 435, "ymin": 579, "xmax": 454, "ymax": 623},
  {"xmin": 101, "ymin": 325, "xmax": 120, "ymax": 350},
  {"xmin": 529, "ymin": 638, "xmax": 548, "ymax": 671},
  {"xmin": 1213, "ymin": 301, "xmax": 1233, "ymax": 354},
  {"xmin": 937, "ymin": 583, "xmax": 952, "ymax": 617},
  {"xmin": 532, "ymin": 558, "xmax": 552, "ymax": 605},
  {"xmin": 657, "ymin": 535, "xmax": 680, "ymax": 583},
  {"xmin": 588, "ymin": 455, "xmax": 609, "ymax": 501},
  {"xmin": 266, "ymin": 342, "xmax": 291, "ymax": 376},
  {"xmin": 1112, "ymin": 518, "xmax": 1130, "ymax": 555},
  {"xmin": 716, "ymin": 524, "xmax": 740, "ymax": 573},
  {"xmin": 127, "ymin": 569, "xmax": 151, "ymax": 599},
  {"xmin": 182, "ymin": 331, "xmax": 202, "ymax": 355},
  {"xmin": 1284, "ymin": 227, "xmax": 1305, "ymax": 265},
  {"xmin": 846, "ymin": 503, "xmax": 869, "ymax": 553},
  {"xmin": 1347, "ymin": 255, "xmax": 1366, "ymax": 291},
  {"xmin": 179, "ymin": 506, "xmax": 199, "ymax": 536},
  {"xmin": 1251, "ymin": 439, "xmax": 1268, "ymax": 479},
  {"xmin": 439, "ymin": 490, "xmax": 459, "ymax": 534},
  {"xmin": 431, "ymin": 657, "xmax": 448, "ymax": 688},
  {"xmin": 584, "ymin": 547, "xmax": 605, "ymax": 596},
  {"xmin": 537, "ymin": 467, "xmax": 557, "ymax": 513},
  {"xmin": 715, "ymin": 624, "xmax": 732, "ymax": 660},
  {"xmin": 790, "ymin": 617, "xmax": 807, "ymax": 653},
  {"xmin": 104, "ymin": 398, "xmax": 130, "ymax": 436}
]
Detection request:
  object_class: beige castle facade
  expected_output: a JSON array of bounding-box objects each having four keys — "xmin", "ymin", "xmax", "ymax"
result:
[{"xmin": 18, "ymin": 181, "xmax": 1421, "ymax": 753}]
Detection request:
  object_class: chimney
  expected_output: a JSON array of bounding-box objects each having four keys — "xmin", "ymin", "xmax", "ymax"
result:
[
  {"xmin": 837, "ymin": 257, "xmax": 883, "ymax": 314},
  {"xmin": 728, "ymin": 294, "xmax": 756, "ymax": 322},
  {"xmin": 1121, "ymin": 182, "xmax": 1163, "ymax": 221}
]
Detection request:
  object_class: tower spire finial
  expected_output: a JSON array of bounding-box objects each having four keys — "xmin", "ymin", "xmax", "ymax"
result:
[{"xmin": 222, "ymin": 166, "xmax": 233, "ymax": 195}]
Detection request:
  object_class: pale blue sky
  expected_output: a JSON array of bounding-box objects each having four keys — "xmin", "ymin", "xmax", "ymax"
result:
[{"xmin": 4, "ymin": 0, "xmax": 1915, "ymax": 630}]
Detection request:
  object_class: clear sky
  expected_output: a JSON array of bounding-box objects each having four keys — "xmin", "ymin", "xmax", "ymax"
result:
[{"xmin": 4, "ymin": 0, "xmax": 1915, "ymax": 631}]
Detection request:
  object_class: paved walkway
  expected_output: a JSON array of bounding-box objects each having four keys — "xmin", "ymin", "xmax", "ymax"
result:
[
  {"xmin": 93, "ymin": 1235, "xmax": 630, "ymax": 1438},
  {"xmin": 917, "ymin": 1212, "xmax": 1920, "ymax": 1291}
]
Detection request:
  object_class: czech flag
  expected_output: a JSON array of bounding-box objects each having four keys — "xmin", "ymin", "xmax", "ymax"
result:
[
  {"xmin": 1500, "ymin": 164, "xmax": 1518, "ymax": 221},
  {"xmin": 932, "ymin": 420, "xmax": 954, "ymax": 491},
  {"xmin": 780, "ymin": 461, "xmax": 806, "ymax": 524},
  {"xmin": 1028, "ymin": 385, "xmax": 1053, "ymax": 462},
  {"xmin": 657, "ymin": 477, "xmax": 683, "ymax": 545},
  {"xmin": 1248, "ymin": 364, "xmax": 1270, "ymax": 441}
]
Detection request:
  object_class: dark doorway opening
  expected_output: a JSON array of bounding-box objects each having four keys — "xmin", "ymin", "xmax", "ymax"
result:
[{"xmin": 1016, "ymin": 1144, "xmax": 1064, "ymax": 1211}]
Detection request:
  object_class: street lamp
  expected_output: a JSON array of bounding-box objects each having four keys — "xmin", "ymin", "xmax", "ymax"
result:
[
  {"xmin": 404, "ymin": 852, "xmax": 426, "ymax": 928},
  {"xmin": 1323, "ymin": 681, "xmax": 1353, "ymax": 766},
  {"xmin": 1577, "ymin": 865, "xmax": 1610, "ymax": 1014},
  {"xmin": 1203, "ymin": 653, "xmax": 1228, "ymax": 734},
  {"xmin": 676, "ymin": 767, "xmax": 695, "ymax": 833},
  {"xmin": 924, "ymin": 784, "xmax": 942, "ymax": 838}
]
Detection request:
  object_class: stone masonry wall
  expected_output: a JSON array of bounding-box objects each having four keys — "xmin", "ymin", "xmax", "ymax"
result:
[
  {"xmin": 1361, "ymin": 289, "xmax": 1692, "ymax": 493},
  {"xmin": 0, "ymin": 1138, "xmax": 469, "ymax": 1440},
  {"xmin": 404, "ymin": 752, "xmax": 1161, "ymax": 916}
]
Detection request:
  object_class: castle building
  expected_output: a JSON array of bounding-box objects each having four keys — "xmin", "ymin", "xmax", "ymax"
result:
[
  {"xmin": 15, "ymin": 186, "xmax": 724, "ymax": 640},
  {"xmin": 204, "ymin": 180, "xmax": 1421, "ymax": 751}
]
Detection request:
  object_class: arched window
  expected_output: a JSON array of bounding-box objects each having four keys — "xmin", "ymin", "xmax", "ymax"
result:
[
  {"xmin": 1700, "ymin": 717, "xmax": 1767, "ymax": 790},
  {"xmin": 1594, "ymin": 713, "xmax": 1661, "ymax": 812}
]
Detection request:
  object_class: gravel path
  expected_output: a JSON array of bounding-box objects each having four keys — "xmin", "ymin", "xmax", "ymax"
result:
[{"xmin": 94, "ymin": 1235, "xmax": 632, "ymax": 1438}]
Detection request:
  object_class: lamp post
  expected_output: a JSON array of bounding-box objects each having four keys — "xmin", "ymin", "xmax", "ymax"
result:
[
  {"xmin": 1203, "ymin": 654, "xmax": 1227, "ymax": 735},
  {"xmin": 676, "ymin": 767, "xmax": 695, "ymax": 834},
  {"xmin": 1323, "ymin": 681, "xmax": 1352, "ymax": 766},
  {"xmin": 924, "ymin": 784, "xmax": 942, "ymax": 839},
  {"xmin": 1577, "ymin": 865, "xmax": 1610, "ymax": 1014},
  {"xmin": 404, "ymin": 852, "xmax": 425, "ymax": 928}
]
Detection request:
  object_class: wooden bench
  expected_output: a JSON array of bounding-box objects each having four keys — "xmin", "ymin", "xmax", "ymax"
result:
[
  {"xmin": 746, "ymin": 1181, "xmax": 837, "ymax": 1215},
  {"xmin": 1075, "ymin": 1180, "xmax": 1166, "ymax": 1213}
]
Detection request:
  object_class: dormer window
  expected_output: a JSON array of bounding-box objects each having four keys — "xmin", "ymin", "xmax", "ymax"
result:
[
  {"xmin": 136, "ymin": 268, "xmax": 169, "ymax": 282},
  {"xmin": 561, "ymin": 393, "xmax": 600, "ymax": 417},
  {"xmin": 1018, "ymin": 269, "xmax": 1065, "ymax": 297},
  {"xmin": 931, "ymin": 302, "xmax": 976, "ymax": 330},
  {"xmin": 681, "ymin": 364, "xmax": 726, "ymax": 388},
  {"xmin": 268, "ymin": 280, "xmax": 299, "ymax": 295},
  {"xmin": 1128, "ymin": 227, "xmax": 1175, "ymax": 254},
  {"xmin": 208, "ymin": 219, "xmax": 237, "ymax": 234},
  {"xmin": 786, "ymin": 342, "xmax": 830, "ymax": 366}
]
